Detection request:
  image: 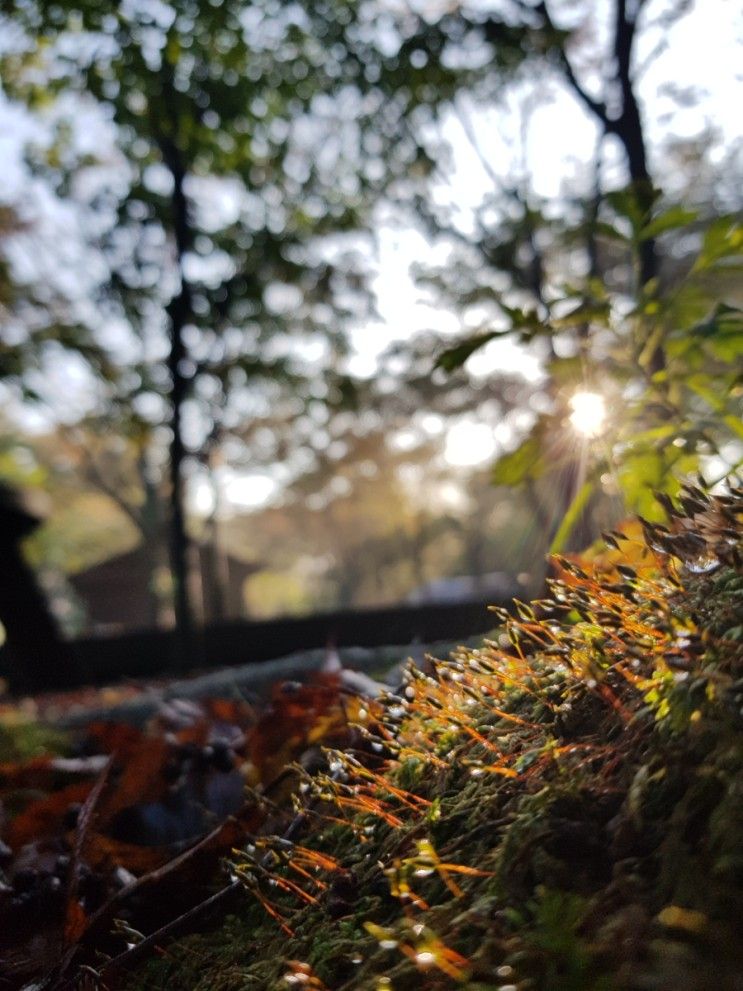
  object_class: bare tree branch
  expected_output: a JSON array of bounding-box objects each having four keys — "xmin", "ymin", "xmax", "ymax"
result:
[{"xmin": 534, "ymin": 1, "xmax": 610, "ymax": 127}]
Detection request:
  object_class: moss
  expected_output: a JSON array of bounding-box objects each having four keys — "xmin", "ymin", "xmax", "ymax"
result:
[
  {"xmin": 0, "ymin": 717, "xmax": 69, "ymax": 762},
  {"xmin": 123, "ymin": 485, "xmax": 743, "ymax": 991}
]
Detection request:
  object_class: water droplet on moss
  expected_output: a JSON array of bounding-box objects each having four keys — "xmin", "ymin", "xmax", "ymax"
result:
[{"xmin": 684, "ymin": 554, "xmax": 720, "ymax": 574}]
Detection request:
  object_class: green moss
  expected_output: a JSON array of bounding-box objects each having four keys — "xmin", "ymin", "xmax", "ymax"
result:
[
  {"xmin": 123, "ymin": 487, "xmax": 743, "ymax": 991},
  {"xmin": 0, "ymin": 717, "xmax": 69, "ymax": 762}
]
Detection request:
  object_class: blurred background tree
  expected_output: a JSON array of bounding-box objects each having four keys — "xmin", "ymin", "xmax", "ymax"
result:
[
  {"xmin": 0, "ymin": 0, "xmax": 740, "ymax": 646},
  {"xmin": 382, "ymin": 0, "xmax": 743, "ymax": 564},
  {"xmin": 0, "ymin": 0, "xmax": 464, "ymax": 658}
]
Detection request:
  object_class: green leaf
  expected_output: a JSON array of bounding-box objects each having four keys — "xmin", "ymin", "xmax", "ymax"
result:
[
  {"xmin": 690, "ymin": 302, "xmax": 743, "ymax": 338},
  {"xmin": 551, "ymin": 298, "xmax": 611, "ymax": 329},
  {"xmin": 492, "ymin": 435, "xmax": 545, "ymax": 486},
  {"xmin": 622, "ymin": 423, "xmax": 677, "ymax": 449},
  {"xmin": 688, "ymin": 303, "xmax": 743, "ymax": 362},
  {"xmin": 435, "ymin": 329, "xmax": 510, "ymax": 372},
  {"xmin": 693, "ymin": 218, "xmax": 743, "ymax": 271},
  {"xmin": 723, "ymin": 415, "xmax": 743, "ymax": 442},
  {"xmin": 549, "ymin": 479, "xmax": 595, "ymax": 555},
  {"xmin": 640, "ymin": 206, "xmax": 697, "ymax": 242},
  {"xmin": 547, "ymin": 355, "xmax": 584, "ymax": 385},
  {"xmin": 605, "ymin": 189, "xmax": 643, "ymax": 234},
  {"xmin": 594, "ymin": 220, "xmax": 631, "ymax": 244}
]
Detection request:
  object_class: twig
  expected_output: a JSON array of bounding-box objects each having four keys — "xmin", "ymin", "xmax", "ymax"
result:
[
  {"xmin": 94, "ymin": 807, "xmax": 315, "ymax": 983},
  {"xmin": 87, "ymin": 881, "xmax": 242, "ymax": 987}
]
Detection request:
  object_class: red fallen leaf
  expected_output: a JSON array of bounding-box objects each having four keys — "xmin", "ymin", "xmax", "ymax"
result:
[
  {"xmin": 0, "ymin": 755, "xmax": 58, "ymax": 792},
  {"xmin": 80, "ymin": 796, "xmax": 266, "ymax": 879},
  {"xmin": 248, "ymin": 674, "xmax": 360, "ymax": 783},
  {"xmin": 83, "ymin": 720, "xmax": 143, "ymax": 759},
  {"xmin": 6, "ymin": 781, "xmax": 93, "ymax": 850},
  {"xmin": 81, "ymin": 832, "xmax": 172, "ymax": 875},
  {"xmin": 204, "ymin": 698, "xmax": 256, "ymax": 726},
  {"xmin": 0, "ymin": 756, "xmax": 110, "ymax": 799},
  {"xmin": 95, "ymin": 736, "xmax": 170, "ymax": 826}
]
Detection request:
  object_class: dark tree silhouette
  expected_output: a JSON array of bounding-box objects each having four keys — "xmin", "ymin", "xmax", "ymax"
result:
[{"xmin": 0, "ymin": 486, "xmax": 74, "ymax": 692}]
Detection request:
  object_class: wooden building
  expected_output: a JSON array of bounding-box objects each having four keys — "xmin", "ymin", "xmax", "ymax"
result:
[{"xmin": 69, "ymin": 542, "xmax": 260, "ymax": 633}]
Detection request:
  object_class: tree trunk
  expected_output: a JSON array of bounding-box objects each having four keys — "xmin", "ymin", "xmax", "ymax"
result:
[
  {"xmin": 161, "ymin": 137, "xmax": 196, "ymax": 670},
  {"xmin": 611, "ymin": 0, "xmax": 659, "ymax": 295},
  {"xmin": 542, "ymin": 0, "xmax": 664, "ymax": 372},
  {"xmin": 204, "ymin": 468, "xmax": 229, "ymax": 623}
]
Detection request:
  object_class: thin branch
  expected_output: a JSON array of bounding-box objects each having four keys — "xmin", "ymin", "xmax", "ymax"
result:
[
  {"xmin": 614, "ymin": 0, "xmax": 638, "ymax": 89},
  {"xmin": 453, "ymin": 97, "xmax": 506, "ymax": 195},
  {"xmin": 96, "ymin": 881, "xmax": 242, "ymax": 986},
  {"xmin": 66, "ymin": 435, "xmax": 147, "ymax": 536},
  {"xmin": 534, "ymin": 1, "xmax": 610, "ymax": 127}
]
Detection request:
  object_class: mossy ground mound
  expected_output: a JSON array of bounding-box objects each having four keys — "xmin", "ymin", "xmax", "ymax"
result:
[{"xmin": 127, "ymin": 483, "xmax": 743, "ymax": 991}]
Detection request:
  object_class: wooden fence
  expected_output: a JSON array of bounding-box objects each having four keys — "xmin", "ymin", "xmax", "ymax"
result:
[{"xmin": 0, "ymin": 597, "xmax": 507, "ymax": 693}]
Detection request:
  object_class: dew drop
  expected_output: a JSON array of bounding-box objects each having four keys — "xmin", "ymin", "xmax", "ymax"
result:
[
  {"xmin": 684, "ymin": 554, "xmax": 720, "ymax": 574},
  {"xmin": 416, "ymin": 951, "xmax": 436, "ymax": 968}
]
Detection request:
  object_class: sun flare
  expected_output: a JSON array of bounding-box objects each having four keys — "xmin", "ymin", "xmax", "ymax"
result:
[{"xmin": 569, "ymin": 391, "xmax": 607, "ymax": 438}]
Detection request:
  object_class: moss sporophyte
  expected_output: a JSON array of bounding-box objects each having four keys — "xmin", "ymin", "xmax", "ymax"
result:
[{"xmin": 126, "ymin": 479, "xmax": 742, "ymax": 991}]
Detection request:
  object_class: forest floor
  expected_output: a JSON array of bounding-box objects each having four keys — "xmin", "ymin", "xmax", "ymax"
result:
[{"xmin": 1, "ymin": 483, "xmax": 742, "ymax": 991}]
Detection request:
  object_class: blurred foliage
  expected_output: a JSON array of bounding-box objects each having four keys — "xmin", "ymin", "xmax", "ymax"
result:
[
  {"xmin": 438, "ymin": 199, "xmax": 743, "ymax": 550},
  {"xmin": 0, "ymin": 0, "xmax": 484, "ymax": 622},
  {"xmin": 220, "ymin": 424, "xmax": 538, "ymax": 617},
  {"xmin": 0, "ymin": 0, "xmax": 473, "ymax": 442},
  {"xmin": 1, "ymin": 0, "xmax": 741, "ymax": 623},
  {"xmin": 0, "ymin": 204, "xmax": 113, "ymax": 395}
]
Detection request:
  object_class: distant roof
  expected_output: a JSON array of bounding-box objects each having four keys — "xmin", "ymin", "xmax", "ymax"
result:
[
  {"xmin": 69, "ymin": 543, "xmax": 260, "ymax": 591},
  {"xmin": 68, "ymin": 542, "xmax": 263, "ymax": 630}
]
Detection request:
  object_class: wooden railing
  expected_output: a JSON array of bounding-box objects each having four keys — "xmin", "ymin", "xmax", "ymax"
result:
[{"xmin": 0, "ymin": 598, "xmax": 507, "ymax": 693}]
